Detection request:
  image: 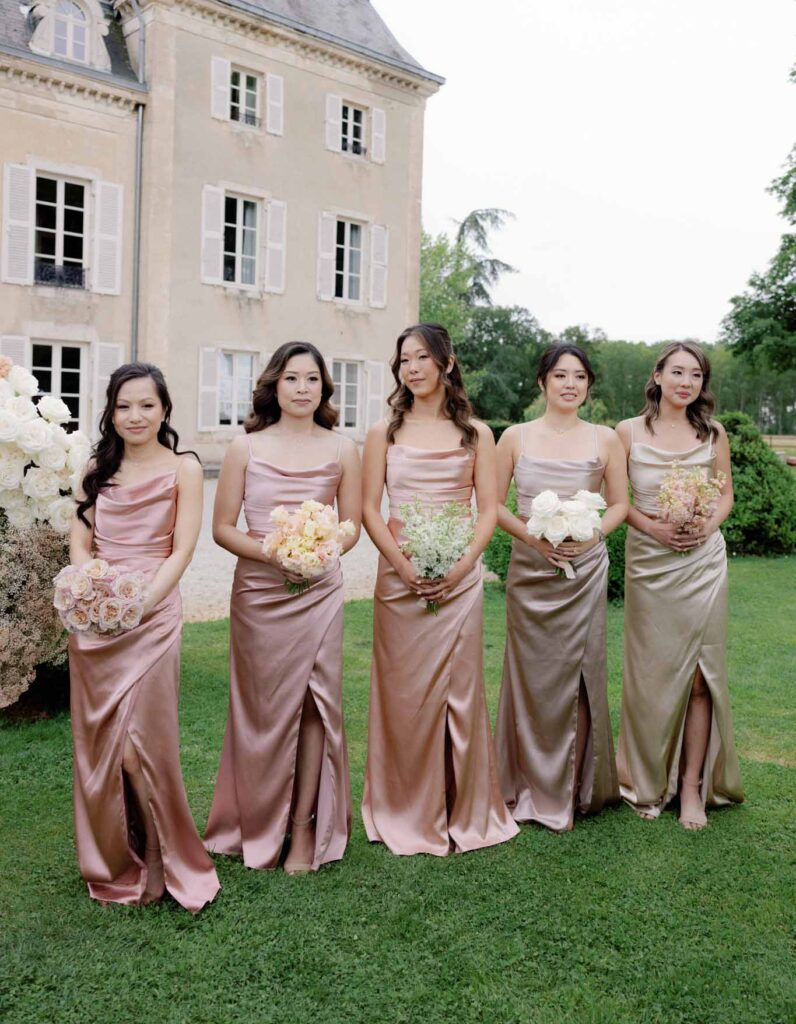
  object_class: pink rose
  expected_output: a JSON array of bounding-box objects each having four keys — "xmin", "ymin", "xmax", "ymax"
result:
[
  {"xmin": 120, "ymin": 603, "xmax": 143, "ymax": 631},
  {"xmin": 88, "ymin": 597, "xmax": 103, "ymax": 624},
  {"xmin": 53, "ymin": 587, "xmax": 75, "ymax": 612},
  {"xmin": 0, "ymin": 354, "xmax": 12, "ymax": 379},
  {"xmin": 82, "ymin": 558, "xmax": 110, "ymax": 580},
  {"xmin": 98, "ymin": 598, "xmax": 124, "ymax": 631},
  {"xmin": 64, "ymin": 606, "xmax": 92, "ymax": 632},
  {"xmin": 69, "ymin": 572, "xmax": 94, "ymax": 600},
  {"xmin": 113, "ymin": 573, "xmax": 145, "ymax": 602}
]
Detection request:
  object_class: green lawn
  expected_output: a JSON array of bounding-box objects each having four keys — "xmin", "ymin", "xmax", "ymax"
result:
[{"xmin": 1, "ymin": 557, "xmax": 795, "ymax": 1024}]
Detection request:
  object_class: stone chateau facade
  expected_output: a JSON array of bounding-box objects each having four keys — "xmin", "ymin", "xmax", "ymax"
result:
[{"xmin": 0, "ymin": 0, "xmax": 441, "ymax": 460}]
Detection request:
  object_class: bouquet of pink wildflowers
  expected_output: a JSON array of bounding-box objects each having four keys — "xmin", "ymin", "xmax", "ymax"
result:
[
  {"xmin": 656, "ymin": 462, "xmax": 725, "ymax": 544},
  {"xmin": 262, "ymin": 499, "xmax": 355, "ymax": 595},
  {"xmin": 52, "ymin": 559, "xmax": 147, "ymax": 635}
]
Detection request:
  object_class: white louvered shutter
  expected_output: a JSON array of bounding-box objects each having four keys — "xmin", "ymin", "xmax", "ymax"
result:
[
  {"xmin": 317, "ymin": 212, "xmax": 336, "ymax": 301},
  {"xmin": 0, "ymin": 335, "xmax": 30, "ymax": 368},
  {"xmin": 366, "ymin": 361, "xmax": 386, "ymax": 429},
  {"xmin": 92, "ymin": 181, "xmax": 123, "ymax": 295},
  {"xmin": 369, "ymin": 224, "xmax": 388, "ymax": 308},
  {"xmin": 371, "ymin": 107, "xmax": 386, "ymax": 164},
  {"xmin": 198, "ymin": 347, "xmax": 219, "ymax": 431},
  {"xmin": 266, "ymin": 73, "xmax": 284, "ymax": 135},
  {"xmin": 92, "ymin": 342, "xmax": 124, "ymax": 437},
  {"xmin": 1, "ymin": 163, "xmax": 34, "ymax": 285},
  {"xmin": 325, "ymin": 94, "xmax": 342, "ymax": 152},
  {"xmin": 211, "ymin": 57, "xmax": 231, "ymax": 120},
  {"xmin": 264, "ymin": 199, "xmax": 287, "ymax": 294},
  {"xmin": 201, "ymin": 185, "xmax": 224, "ymax": 284}
]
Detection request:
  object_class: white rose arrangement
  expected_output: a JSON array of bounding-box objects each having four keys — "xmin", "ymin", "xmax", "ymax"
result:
[
  {"xmin": 526, "ymin": 489, "xmax": 607, "ymax": 579},
  {"xmin": 0, "ymin": 356, "xmax": 90, "ymax": 533}
]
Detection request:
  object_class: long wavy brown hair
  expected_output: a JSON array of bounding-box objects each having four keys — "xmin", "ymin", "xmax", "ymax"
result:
[
  {"xmin": 641, "ymin": 341, "xmax": 718, "ymax": 441},
  {"xmin": 386, "ymin": 323, "xmax": 477, "ymax": 450},
  {"xmin": 77, "ymin": 362, "xmax": 198, "ymax": 527},
  {"xmin": 245, "ymin": 341, "xmax": 338, "ymax": 433}
]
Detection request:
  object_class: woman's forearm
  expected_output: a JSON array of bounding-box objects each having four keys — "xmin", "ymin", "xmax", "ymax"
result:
[
  {"xmin": 497, "ymin": 504, "xmax": 531, "ymax": 544},
  {"xmin": 213, "ymin": 523, "xmax": 266, "ymax": 562},
  {"xmin": 362, "ymin": 505, "xmax": 407, "ymax": 573}
]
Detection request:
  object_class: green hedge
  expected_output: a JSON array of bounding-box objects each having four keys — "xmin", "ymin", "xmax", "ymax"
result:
[{"xmin": 483, "ymin": 484, "xmax": 517, "ymax": 581}]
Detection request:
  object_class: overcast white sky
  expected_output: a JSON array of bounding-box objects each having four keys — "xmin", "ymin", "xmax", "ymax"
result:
[{"xmin": 372, "ymin": 0, "xmax": 796, "ymax": 343}]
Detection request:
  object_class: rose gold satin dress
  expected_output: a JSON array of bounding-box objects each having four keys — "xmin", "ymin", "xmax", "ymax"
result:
[
  {"xmin": 204, "ymin": 439, "xmax": 351, "ymax": 871},
  {"xmin": 617, "ymin": 428, "xmax": 744, "ymax": 816},
  {"xmin": 494, "ymin": 428, "xmax": 619, "ymax": 832},
  {"xmin": 69, "ymin": 471, "xmax": 220, "ymax": 913},
  {"xmin": 362, "ymin": 444, "xmax": 519, "ymax": 856}
]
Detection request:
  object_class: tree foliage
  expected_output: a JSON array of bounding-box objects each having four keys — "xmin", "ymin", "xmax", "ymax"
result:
[{"xmin": 454, "ymin": 208, "xmax": 517, "ymax": 306}]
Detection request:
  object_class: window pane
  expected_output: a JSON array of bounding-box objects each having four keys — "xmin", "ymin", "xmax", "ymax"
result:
[
  {"xmin": 236, "ymin": 353, "xmax": 254, "ymax": 376},
  {"xmin": 73, "ymin": 38, "xmax": 86, "ymax": 61},
  {"xmin": 350, "ymin": 223, "xmax": 361, "ymax": 250},
  {"xmin": 230, "ymin": 85, "xmax": 240, "ymax": 106},
  {"xmin": 236, "ymin": 403, "xmax": 248, "ymax": 424},
  {"xmin": 64, "ymin": 395, "xmax": 80, "ymax": 421},
  {"xmin": 353, "ymin": 108, "xmax": 363, "ymax": 126},
  {"xmin": 32, "ymin": 344, "xmax": 53, "ymax": 368},
  {"xmin": 63, "ymin": 234, "xmax": 83, "ymax": 261},
  {"xmin": 225, "ymin": 196, "xmax": 237, "ymax": 223},
  {"xmin": 345, "ymin": 409, "xmax": 356, "ymax": 428},
  {"xmin": 36, "ymin": 203, "xmax": 56, "ymax": 230},
  {"xmin": 344, "ymin": 362, "xmax": 357, "ymax": 385},
  {"xmin": 221, "ymin": 353, "xmax": 234, "ymax": 378},
  {"xmin": 336, "ymin": 220, "xmax": 346, "ymax": 246},
  {"xmin": 54, "ymin": 29, "xmax": 68, "ymax": 56},
  {"xmin": 231, "ymin": 70, "xmax": 240, "ymax": 89},
  {"xmin": 64, "ymin": 207, "xmax": 83, "ymax": 234},
  {"xmin": 345, "ymin": 384, "xmax": 357, "ymax": 407},
  {"xmin": 36, "ymin": 370, "xmax": 52, "ymax": 393},
  {"xmin": 242, "ymin": 228, "xmax": 256, "ymax": 259},
  {"xmin": 35, "ymin": 231, "xmax": 56, "ymax": 257},
  {"xmin": 224, "ymin": 224, "xmax": 236, "ymax": 254},
  {"xmin": 349, "ymin": 248, "xmax": 361, "ymax": 277},
  {"xmin": 36, "ymin": 177, "xmax": 57, "ymax": 203},
  {"xmin": 62, "ymin": 346, "xmax": 81, "ymax": 369},
  {"xmin": 348, "ymin": 277, "xmax": 360, "ymax": 302},
  {"xmin": 242, "ymin": 201, "xmax": 256, "ymax": 229},
  {"xmin": 241, "ymin": 256, "xmax": 255, "ymax": 286},
  {"xmin": 61, "ymin": 370, "xmax": 81, "ymax": 394},
  {"xmin": 223, "ymin": 254, "xmax": 236, "ymax": 282},
  {"xmin": 332, "ymin": 362, "xmax": 341, "ymax": 386},
  {"xmin": 64, "ymin": 183, "xmax": 84, "ymax": 208}
]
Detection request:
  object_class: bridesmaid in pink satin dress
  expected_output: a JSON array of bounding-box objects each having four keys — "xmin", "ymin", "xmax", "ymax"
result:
[
  {"xmin": 69, "ymin": 363, "xmax": 219, "ymax": 912},
  {"xmin": 204, "ymin": 342, "xmax": 361, "ymax": 874},
  {"xmin": 361, "ymin": 323, "xmax": 519, "ymax": 856}
]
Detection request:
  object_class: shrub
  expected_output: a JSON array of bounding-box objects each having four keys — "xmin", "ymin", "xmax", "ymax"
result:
[
  {"xmin": 483, "ymin": 484, "xmax": 517, "ymax": 581},
  {"xmin": 486, "ymin": 419, "xmax": 513, "ymax": 443},
  {"xmin": 605, "ymin": 523, "xmax": 627, "ymax": 603},
  {"xmin": 718, "ymin": 411, "xmax": 796, "ymax": 556}
]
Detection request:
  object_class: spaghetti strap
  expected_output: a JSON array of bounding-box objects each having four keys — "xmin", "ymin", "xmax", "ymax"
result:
[
  {"xmin": 630, "ymin": 418, "xmax": 636, "ymax": 444},
  {"xmin": 336, "ymin": 433, "xmax": 344, "ymax": 461},
  {"xmin": 592, "ymin": 423, "xmax": 599, "ymax": 458},
  {"xmin": 520, "ymin": 424, "xmax": 527, "ymax": 455}
]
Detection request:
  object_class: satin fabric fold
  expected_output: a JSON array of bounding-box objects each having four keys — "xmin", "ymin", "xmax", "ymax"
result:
[
  {"xmin": 362, "ymin": 444, "xmax": 519, "ymax": 856},
  {"xmin": 495, "ymin": 453, "xmax": 619, "ymax": 831},
  {"xmin": 69, "ymin": 471, "xmax": 220, "ymax": 913},
  {"xmin": 204, "ymin": 454, "xmax": 351, "ymax": 871},
  {"xmin": 617, "ymin": 440, "xmax": 744, "ymax": 816}
]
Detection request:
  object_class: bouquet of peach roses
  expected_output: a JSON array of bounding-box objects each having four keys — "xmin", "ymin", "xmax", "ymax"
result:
[
  {"xmin": 52, "ymin": 558, "xmax": 147, "ymax": 635},
  {"xmin": 656, "ymin": 461, "xmax": 725, "ymax": 550},
  {"xmin": 262, "ymin": 499, "xmax": 355, "ymax": 595}
]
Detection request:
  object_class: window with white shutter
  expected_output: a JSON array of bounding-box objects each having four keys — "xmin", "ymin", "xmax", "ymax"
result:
[
  {"xmin": 366, "ymin": 360, "xmax": 387, "ymax": 429},
  {"xmin": 334, "ymin": 219, "xmax": 363, "ymax": 302},
  {"xmin": 331, "ymin": 359, "xmax": 361, "ymax": 430},
  {"xmin": 317, "ymin": 212, "xmax": 336, "ymax": 301},
  {"xmin": 264, "ymin": 199, "xmax": 286, "ymax": 294},
  {"xmin": 201, "ymin": 185, "xmax": 224, "ymax": 284},
  {"xmin": 266, "ymin": 73, "xmax": 284, "ymax": 135},
  {"xmin": 369, "ymin": 224, "xmax": 388, "ymax": 308},
  {"xmin": 325, "ymin": 94, "xmax": 342, "ymax": 152},
  {"xmin": 197, "ymin": 348, "xmax": 256, "ymax": 430},
  {"xmin": 31, "ymin": 341, "xmax": 88, "ymax": 432},
  {"xmin": 91, "ymin": 341, "xmax": 124, "ymax": 437},
  {"xmin": 92, "ymin": 180, "xmax": 122, "ymax": 295},
  {"xmin": 371, "ymin": 107, "xmax": 386, "ymax": 164},
  {"xmin": 198, "ymin": 347, "xmax": 219, "ymax": 431},
  {"xmin": 341, "ymin": 102, "xmax": 366, "ymax": 156},
  {"xmin": 230, "ymin": 67, "xmax": 259, "ymax": 126},
  {"xmin": 211, "ymin": 56, "xmax": 231, "ymax": 120},
  {"xmin": 2, "ymin": 163, "xmax": 34, "ymax": 285}
]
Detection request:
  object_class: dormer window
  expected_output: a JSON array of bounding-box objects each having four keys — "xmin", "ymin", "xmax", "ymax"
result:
[{"xmin": 53, "ymin": 1, "xmax": 88, "ymax": 63}]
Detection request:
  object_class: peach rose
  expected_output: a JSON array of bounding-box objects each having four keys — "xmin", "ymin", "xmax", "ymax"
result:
[
  {"xmin": 120, "ymin": 603, "xmax": 143, "ymax": 631},
  {"xmin": 112, "ymin": 573, "xmax": 145, "ymax": 602},
  {"xmin": 82, "ymin": 558, "xmax": 110, "ymax": 580},
  {"xmin": 53, "ymin": 587, "xmax": 75, "ymax": 612},
  {"xmin": 69, "ymin": 572, "xmax": 94, "ymax": 600},
  {"xmin": 0, "ymin": 354, "xmax": 12, "ymax": 379},
  {"xmin": 65, "ymin": 606, "xmax": 92, "ymax": 632},
  {"xmin": 98, "ymin": 598, "xmax": 124, "ymax": 631}
]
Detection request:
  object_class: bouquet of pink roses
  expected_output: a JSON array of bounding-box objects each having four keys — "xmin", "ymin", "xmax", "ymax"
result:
[
  {"xmin": 52, "ymin": 558, "xmax": 147, "ymax": 635},
  {"xmin": 262, "ymin": 499, "xmax": 355, "ymax": 595},
  {"xmin": 656, "ymin": 461, "xmax": 725, "ymax": 542}
]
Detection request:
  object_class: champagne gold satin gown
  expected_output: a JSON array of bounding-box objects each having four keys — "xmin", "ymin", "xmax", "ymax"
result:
[
  {"xmin": 494, "ymin": 426, "xmax": 619, "ymax": 831},
  {"xmin": 204, "ymin": 436, "xmax": 351, "ymax": 871},
  {"xmin": 617, "ymin": 424, "xmax": 744, "ymax": 816},
  {"xmin": 69, "ymin": 471, "xmax": 220, "ymax": 912},
  {"xmin": 362, "ymin": 443, "xmax": 519, "ymax": 856}
]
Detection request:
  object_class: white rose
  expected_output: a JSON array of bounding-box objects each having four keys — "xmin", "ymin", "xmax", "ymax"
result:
[
  {"xmin": 530, "ymin": 490, "xmax": 562, "ymax": 518},
  {"xmin": 17, "ymin": 417, "xmax": 52, "ymax": 454},
  {"xmin": 68, "ymin": 468, "xmax": 85, "ymax": 494},
  {"xmin": 561, "ymin": 499, "xmax": 588, "ymax": 517},
  {"xmin": 0, "ymin": 487, "xmax": 25, "ymax": 510},
  {"xmin": 34, "ymin": 443, "xmax": 67, "ymax": 471},
  {"xmin": 7, "ymin": 395, "xmax": 38, "ymax": 422},
  {"xmin": 0, "ymin": 379, "xmax": 13, "ymax": 406},
  {"xmin": 22, "ymin": 466, "xmax": 62, "ymax": 500},
  {"xmin": 0, "ymin": 407, "xmax": 20, "ymax": 443},
  {"xmin": 67, "ymin": 429, "xmax": 91, "ymax": 449},
  {"xmin": 573, "ymin": 489, "xmax": 607, "ymax": 511},
  {"xmin": 567, "ymin": 514, "xmax": 597, "ymax": 542},
  {"xmin": 37, "ymin": 395, "xmax": 71, "ymax": 424},
  {"xmin": 68, "ymin": 443, "xmax": 91, "ymax": 473},
  {"xmin": 4, "ymin": 502, "xmax": 36, "ymax": 530},
  {"xmin": 49, "ymin": 423, "xmax": 70, "ymax": 450},
  {"xmin": 47, "ymin": 496, "xmax": 77, "ymax": 533},
  {"xmin": 0, "ymin": 456, "xmax": 25, "ymax": 490},
  {"xmin": 544, "ymin": 514, "xmax": 570, "ymax": 547},
  {"xmin": 7, "ymin": 364, "xmax": 39, "ymax": 397}
]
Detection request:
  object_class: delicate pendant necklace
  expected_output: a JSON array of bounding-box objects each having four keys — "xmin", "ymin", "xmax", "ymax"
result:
[{"xmin": 545, "ymin": 419, "xmax": 579, "ymax": 436}]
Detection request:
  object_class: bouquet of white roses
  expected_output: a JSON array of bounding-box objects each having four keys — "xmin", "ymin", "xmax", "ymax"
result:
[
  {"xmin": 0, "ymin": 355, "xmax": 90, "ymax": 533},
  {"xmin": 398, "ymin": 497, "xmax": 476, "ymax": 614},
  {"xmin": 52, "ymin": 559, "xmax": 148, "ymax": 635},
  {"xmin": 262, "ymin": 499, "xmax": 355, "ymax": 595},
  {"xmin": 526, "ymin": 489, "xmax": 606, "ymax": 579}
]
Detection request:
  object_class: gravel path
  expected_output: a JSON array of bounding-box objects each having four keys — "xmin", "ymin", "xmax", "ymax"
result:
[{"xmin": 181, "ymin": 479, "xmax": 380, "ymax": 622}]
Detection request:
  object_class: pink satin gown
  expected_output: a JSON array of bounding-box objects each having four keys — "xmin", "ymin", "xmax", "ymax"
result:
[
  {"xmin": 69, "ymin": 470, "xmax": 220, "ymax": 913},
  {"xmin": 362, "ymin": 444, "xmax": 519, "ymax": 856},
  {"xmin": 494, "ymin": 427, "xmax": 619, "ymax": 832},
  {"xmin": 204, "ymin": 437, "xmax": 351, "ymax": 871}
]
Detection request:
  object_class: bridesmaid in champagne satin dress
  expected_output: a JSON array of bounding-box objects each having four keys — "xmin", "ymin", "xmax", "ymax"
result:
[
  {"xmin": 69, "ymin": 363, "xmax": 219, "ymax": 912},
  {"xmin": 493, "ymin": 344, "xmax": 628, "ymax": 832},
  {"xmin": 616, "ymin": 343, "xmax": 743, "ymax": 830},
  {"xmin": 361, "ymin": 323, "xmax": 518, "ymax": 856},
  {"xmin": 205, "ymin": 343, "xmax": 360, "ymax": 874}
]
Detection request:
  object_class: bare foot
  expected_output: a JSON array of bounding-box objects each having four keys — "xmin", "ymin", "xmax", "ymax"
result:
[
  {"xmin": 142, "ymin": 845, "xmax": 166, "ymax": 904},
  {"xmin": 678, "ymin": 780, "xmax": 707, "ymax": 831},
  {"xmin": 284, "ymin": 816, "xmax": 315, "ymax": 876}
]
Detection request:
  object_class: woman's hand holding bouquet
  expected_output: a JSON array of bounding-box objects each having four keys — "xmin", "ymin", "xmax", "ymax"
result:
[
  {"xmin": 262, "ymin": 500, "xmax": 355, "ymax": 595},
  {"xmin": 53, "ymin": 559, "xmax": 148, "ymax": 635}
]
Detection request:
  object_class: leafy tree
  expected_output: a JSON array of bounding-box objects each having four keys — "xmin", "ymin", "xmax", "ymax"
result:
[
  {"xmin": 454, "ymin": 208, "xmax": 516, "ymax": 306},
  {"xmin": 418, "ymin": 230, "xmax": 475, "ymax": 350}
]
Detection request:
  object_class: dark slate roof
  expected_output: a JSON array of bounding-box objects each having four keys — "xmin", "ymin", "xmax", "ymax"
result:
[
  {"xmin": 0, "ymin": 0, "xmax": 141, "ymax": 87},
  {"xmin": 220, "ymin": 0, "xmax": 443, "ymax": 84}
]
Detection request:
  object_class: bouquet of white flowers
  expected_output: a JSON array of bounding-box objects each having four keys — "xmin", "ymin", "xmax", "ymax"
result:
[
  {"xmin": 262, "ymin": 499, "xmax": 355, "ymax": 595},
  {"xmin": 526, "ymin": 489, "xmax": 606, "ymax": 579},
  {"xmin": 398, "ymin": 498, "xmax": 476, "ymax": 614},
  {"xmin": 0, "ymin": 355, "xmax": 90, "ymax": 533}
]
